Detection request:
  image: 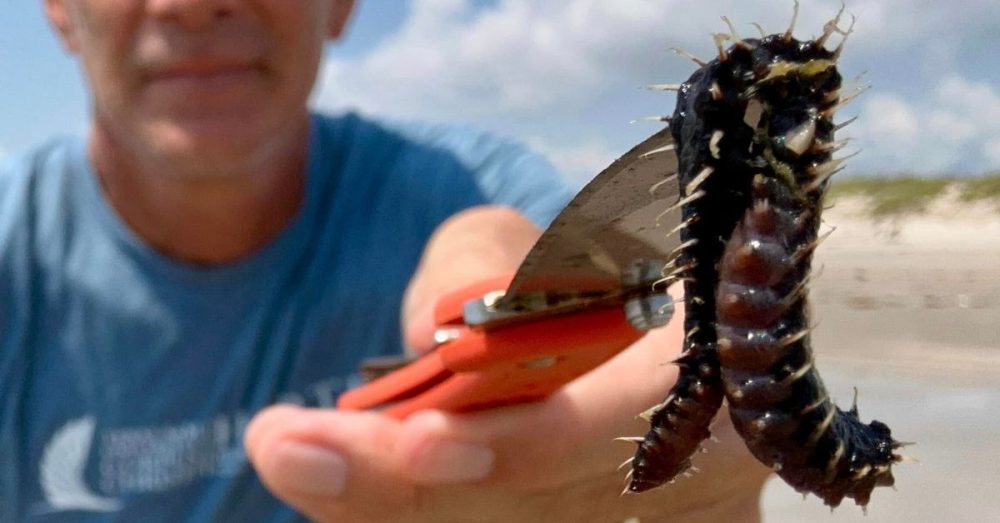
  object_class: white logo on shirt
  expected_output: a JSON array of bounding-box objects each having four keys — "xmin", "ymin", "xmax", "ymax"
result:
[
  {"xmin": 34, "ymin": 376, "xmax": 350, "ymax": 514},
  {"xmin": 38, "ymin": 417, "xmax": 123, "ymax": 513}
]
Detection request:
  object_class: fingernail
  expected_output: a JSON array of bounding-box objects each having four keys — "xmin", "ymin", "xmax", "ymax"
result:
[
  {"xmin": 271, "ymin": 441, "xmax": 348, "ymax": 496},
  {"xmin": 409, "ymin": 439, "xmax": 495, "ymax": 483}
]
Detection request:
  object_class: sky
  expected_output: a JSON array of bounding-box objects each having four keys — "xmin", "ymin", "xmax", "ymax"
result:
[{"xmin": 2, "ymin": 0, "xmax": 999, "ymax": 187}]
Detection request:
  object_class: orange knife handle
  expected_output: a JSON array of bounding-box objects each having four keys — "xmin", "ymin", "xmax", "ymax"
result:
[
  {"xmin": 336, "ymin": 350, "xmax": 452, "ymax": 411},
  {"xmin": 338, "ymin": 305, "xmax": 642, "ymax": 419},
  {"xmin": 337, "ymin": 275, "xmax": 514, "ymax": 412}
]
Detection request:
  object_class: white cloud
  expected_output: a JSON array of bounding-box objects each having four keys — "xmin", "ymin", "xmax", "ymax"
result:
[
  {"xmin": 935, "ymin": 76, "xmax": 1000, "ymax": 134},
  {"xmin": 527, "ymin": 136, "xmax": 620, "ymax": 187},
  {"xmin": 927, "ymin": 110, "xmax": 977, "ymax": 144},
  {"xmin": 314, "ymin": 0, "xmax": 1000, "ymax": 179},
  {"xmin": 316, "ymin": 0, "xmax": 607, "ymax": 119},
  {"xmin": 842, "ymin": 0, "xmax": 996, "ymax": 50},
  {"xmin": 314, "ymin": 0, "xmax": 858, "ymax": 120},
  {"xmin": 862, "ymin": 94, "xmax": 919, "ymax": 145},
  {"xmin": 852, "ymin": 74, "xmax": 1000, "ymax": 174}
]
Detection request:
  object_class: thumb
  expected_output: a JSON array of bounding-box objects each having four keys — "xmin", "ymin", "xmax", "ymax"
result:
[
  {"xmin": 401, "ymin": 206, "xmax": 541, "ymax": 355},
  {"xmin": 402, "ymin": 302, "xmax": 438, "ymax": 355}
]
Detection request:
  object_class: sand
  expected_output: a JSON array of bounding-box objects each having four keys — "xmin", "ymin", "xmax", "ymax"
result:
[{"xmin": 759, "ymin": 194, "xmax": 1000, "ymax": 521}]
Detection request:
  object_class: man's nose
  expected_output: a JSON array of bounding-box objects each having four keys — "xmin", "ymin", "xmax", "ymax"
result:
[{"xmin": 146, "ymin": 0, "xmax": 240, "ymax": 31}]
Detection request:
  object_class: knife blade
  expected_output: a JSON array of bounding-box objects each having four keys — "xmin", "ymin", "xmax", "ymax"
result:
[{"xmin": 464, "ymin": 127, "xmax": 682, "ymax": 329}]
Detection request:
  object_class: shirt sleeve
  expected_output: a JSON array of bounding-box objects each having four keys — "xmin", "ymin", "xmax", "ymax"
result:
[{"xmin": 375, "ymin": 118, "xmax": 574, "ymax": 229}]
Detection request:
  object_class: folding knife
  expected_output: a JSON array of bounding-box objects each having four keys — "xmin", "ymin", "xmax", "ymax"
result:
[{"xmin": 338, "ymin": 128, "xmax": 681, "ymax": 419}]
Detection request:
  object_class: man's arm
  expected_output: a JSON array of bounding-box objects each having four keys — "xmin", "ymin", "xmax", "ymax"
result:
[{"xmin": 245, "ymin": 206, "xmax": 771, "ymax": 522}]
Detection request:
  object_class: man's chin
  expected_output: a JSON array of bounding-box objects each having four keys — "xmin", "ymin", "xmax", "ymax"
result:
[{"xmin": 141, "ymin": 120, "xmax": 271, "ymax": 176}]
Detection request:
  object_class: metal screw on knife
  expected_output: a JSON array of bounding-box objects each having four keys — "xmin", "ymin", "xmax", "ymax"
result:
[
  {"xmin": 622, "ymin": 259, "xmax": 675, "ymax": 331},
  {"xmin": 624, "ymin": 293, "xmax": 674, "ymax": 331}
]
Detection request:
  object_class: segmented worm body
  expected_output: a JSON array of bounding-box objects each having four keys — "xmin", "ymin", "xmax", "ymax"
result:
[
  {"xmin": 625, "ymin": 6, "xmax": 904, "ymax": 509},
  {"xmin": 719, "ymin": 176, "xmax": 900, "ymax": 508}
]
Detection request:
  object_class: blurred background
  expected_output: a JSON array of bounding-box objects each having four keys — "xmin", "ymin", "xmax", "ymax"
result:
[
  {"xmin": 3, "ymin": 0, "xmax": 998, "ymax": 521},
  {"xmin": 4, "ymin": 0, "xmax": 1000, "ymax": 184}
]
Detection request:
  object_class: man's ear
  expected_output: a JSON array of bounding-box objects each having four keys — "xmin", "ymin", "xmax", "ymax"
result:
[
  {"xmin": 326, "ymin": 0, "xmax": 355, "ymax": 41},
  {"xmin": 43, "ymin": 0, "xmax": 80, "ymax": 53}
]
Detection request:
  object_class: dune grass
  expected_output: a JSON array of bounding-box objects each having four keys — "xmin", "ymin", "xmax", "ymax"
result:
[
  {"xmin": 959, "ymin": 173, "xmax": 1000, "ymax": 204},
  {"xmin": 828, "ymin": 176, "xmax": 953, "ymax": 217}
]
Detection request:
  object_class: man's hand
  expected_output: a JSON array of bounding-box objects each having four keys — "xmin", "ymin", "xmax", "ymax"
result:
[{"xmin": 245, "ymin": 206, "xmax": 771, "ymax": 522}]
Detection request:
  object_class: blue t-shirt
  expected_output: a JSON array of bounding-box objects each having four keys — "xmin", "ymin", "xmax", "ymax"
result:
[{"xmin": 0, "ymin": 113, "xmax": 572, "ymax": 522}]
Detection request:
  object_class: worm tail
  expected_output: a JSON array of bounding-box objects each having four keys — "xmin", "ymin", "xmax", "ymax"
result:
[{"xmin": 626, "ymin": 339, "xmax": 724, "ymax": 491}]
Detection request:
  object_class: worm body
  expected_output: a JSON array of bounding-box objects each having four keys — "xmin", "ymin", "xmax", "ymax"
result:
[
  {"xmin": 718, "ymin": 177, "xmax": 901, "ymax": 508},
  {"xmin": 625, "ymin": 7, "xmax": 904, "ymax": 508}
]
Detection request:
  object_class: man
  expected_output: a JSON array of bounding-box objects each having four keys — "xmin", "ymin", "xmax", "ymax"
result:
[{"xmin": 0, "ymin": 0, "xmax": 770, "ymax": 521}]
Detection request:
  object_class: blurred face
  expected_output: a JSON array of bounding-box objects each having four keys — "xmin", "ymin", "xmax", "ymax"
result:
[{"xmin": 45, "ymin": 0, "xmax": 352, "ymax": 175}]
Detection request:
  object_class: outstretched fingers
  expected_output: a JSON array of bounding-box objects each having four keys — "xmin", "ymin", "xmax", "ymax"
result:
[{"xmin": 245, "ymin": 405, "xmax": 499, "ymax": 521}]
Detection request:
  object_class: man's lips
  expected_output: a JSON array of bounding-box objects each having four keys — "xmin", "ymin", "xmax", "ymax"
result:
[{"xmin": 143, "ymin": 59, "xmax": 265, "ymax": 84}]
